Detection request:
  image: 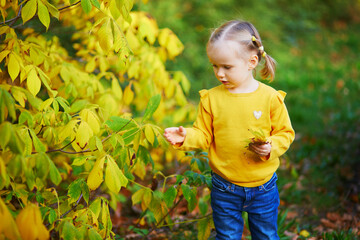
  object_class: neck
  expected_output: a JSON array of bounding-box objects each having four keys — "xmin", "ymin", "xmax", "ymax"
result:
[{"xmin": 229, "ymin": 77, "xmax": 259, "ymax": 94}]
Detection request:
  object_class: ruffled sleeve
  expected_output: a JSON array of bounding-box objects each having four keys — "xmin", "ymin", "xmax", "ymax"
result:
[
  {"xmin": 174, "ymin": 89, "xmax": 214, "ymax": 151},
  {"xmin": 261, "ymin": 90, "xmax": 295, "ymax": 161}
]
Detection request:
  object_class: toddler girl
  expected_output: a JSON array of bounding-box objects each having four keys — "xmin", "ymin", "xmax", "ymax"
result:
[{"xmin": 164, "ymin": 20, "xmax": 295, "ymax": 240}]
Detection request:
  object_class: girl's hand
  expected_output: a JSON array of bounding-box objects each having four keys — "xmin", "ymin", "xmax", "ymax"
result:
[
  {"xmin": 249, "ymin": 142, "xmax": 272, "ymax": 157},
  {"xmin": 164, "ymin": 126, "xmax": 187, "ymax": 146}
]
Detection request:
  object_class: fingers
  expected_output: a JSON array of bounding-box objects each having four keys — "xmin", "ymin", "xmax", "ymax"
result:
[
  {"xmin": 249, "ymin": 142, "xmax": 271, "ymax": 156},
  {"xmin": 163, "ymin": 126, "xmax": 185, "ymax": 145}
]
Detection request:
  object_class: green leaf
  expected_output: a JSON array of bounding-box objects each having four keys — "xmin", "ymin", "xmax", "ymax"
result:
[
  {"xmin": 138, "ymin": 145, "xmax": 152, "ymax": 167},
  {"xmin": 88, "ymin": 228, "xmax": 102, "ymax": 240},
  {"xmin": 105, "ymin": 155, "xmax": 128, "ymax": 193},
  {"xmin": 55, "ymin": 97, "xmax": 70, "ymax": 113},
  {"xmin": 164, "ymin": 186, "xmax": 177, "ymax": 208},
  {"xmin": 95, "ymin": 136, "xmax": 103, "ymax": 152},
  {"xmin": 0, "ymin": 122, "xmax": 12, "ymax": 149},
  {"xmin": 181, "ymin": 184, "xmax": 197, "ymax": 212},
  {"xmin": 90, "ymin": 0, "xmax": 100, "ymax": 9},
  {"xmin": 19, "ymin": 111, "xmax": 34, "ymax": 127},
  {"xmin": 142, "ymin": 94, "xmax": 161, "ymax": 122},
  {"xmin": 89, "ymin": 198, "xmax": 102, "ymax": 217},
  {"xmin": 36, "ymin": 153, "xmax": 50, "ymax": 179},
  {"xmin": 69, "ymin": 100, "xmax": 88, "ymax": 114},
  {"xmin": 48, "ymin": 157, "xmax": 62, "ymax": 185},
  {"xmin": 81, "ymin": 0, "xmax": 92, "ymax": 14},
  {"xmin": 81, "ymin": 181, "xmax": 90, "ymax": 205},
  {"xmin": 61, "ymin": 221, "xmax": 79, "ymax": 240},
  {"xmin": 105, "ymin": 116, "xmax": 136, "ymax": 132},
  {"xmin": 48, "ymin": 208, "xmax": 57, "ymax": 224},
  {"xmin": 29, "ymin": 129, "xmax": 46, "ymax": 152},
  {"xmin": 2, "ymin": 89, "xmax": 16, "ymax": 121},
  {"xmin": 68, "ymin": 179, "xmax": 82, "ymax": 204}
]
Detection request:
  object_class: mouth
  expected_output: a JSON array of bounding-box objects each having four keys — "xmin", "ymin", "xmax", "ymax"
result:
[{"xmin": 220, "ymin": 80, "xmax": 229, "ymax": 84}]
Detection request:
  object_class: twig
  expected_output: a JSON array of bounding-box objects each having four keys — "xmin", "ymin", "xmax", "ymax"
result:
[
  {"xmin": 45, "ymin": 193, "xmax": 83, "ymax": 227},
  {"xmin": 145, "ymin": 195, "xmax": 184, "ymax": 237},
  {"xmin": 60, "ymin": 193, "xmax": 83, "ymax": 219}
]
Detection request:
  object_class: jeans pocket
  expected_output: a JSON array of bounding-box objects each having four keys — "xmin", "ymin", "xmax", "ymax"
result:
[
  {"xmin": 212, "ymin": 174, "xmax": 228, "ymax": 192},
  {"xmin": 262, "ymin": 174, "xmax": 278, "ymax": 192}
]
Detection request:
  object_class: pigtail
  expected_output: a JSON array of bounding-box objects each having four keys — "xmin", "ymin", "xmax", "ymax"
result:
[
  {"xmin": 251, "ymin": 35, "xmax": 276, "ymax": 81},
  {"xmin": 261, "ymin": 54, "xmax": 276, "ymax": 81}
]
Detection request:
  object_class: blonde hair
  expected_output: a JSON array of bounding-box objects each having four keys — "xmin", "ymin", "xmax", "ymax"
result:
[{"xmin": 208, "ymin": 20, "xmax": 276, "ymax": 81}]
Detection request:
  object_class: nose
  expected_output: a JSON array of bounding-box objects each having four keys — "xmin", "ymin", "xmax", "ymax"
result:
[{"xmin": 216, "ymin": 68, "xmax": 225, "ymax": 78}]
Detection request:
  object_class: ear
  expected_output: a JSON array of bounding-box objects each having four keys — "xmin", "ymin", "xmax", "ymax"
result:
[{"xmin": 248, "ymin": 54, "xmax": 259, "ymax": 70}]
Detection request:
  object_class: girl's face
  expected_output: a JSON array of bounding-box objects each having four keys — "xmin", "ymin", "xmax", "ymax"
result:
[{"xmin": 207, "ymin": 40, "xmax": 257, "ymax": 93}]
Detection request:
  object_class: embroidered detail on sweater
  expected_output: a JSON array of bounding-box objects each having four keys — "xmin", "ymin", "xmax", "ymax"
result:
[{"xmin": 253, "ymin": 111, "xmax": 262, "ymax": 119}]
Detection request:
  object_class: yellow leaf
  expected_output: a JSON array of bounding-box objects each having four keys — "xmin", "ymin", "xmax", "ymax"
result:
[
  {"xmin": 37, "ymin": 0, "xmax": 50, "ymax": 30},
  {"xmin": 80, "ymin": 109, "xmax": 100, "ymax": 134},
  {"xmin": 0, "ymin": 199, "xmax": 21, "ymax": 240},
  {"xmin": 27, "ymin": 68, "xmax": 41, "ymax": 96},
  {"xmin": 105, "ymin": 155, "xmax": 128, "ymax": 193},
  {"xmin": 0, "ymin": 50, "xmax": 10, "ymax": 63},
  {"xmin": 141, "ymin": 189, "xmax": 152, "ymax": 211},
  {"xmin": 299, "ymin": 229, "xmax": 310, "ymax": 237},
  {"xmin": 85, "ymin": 57, "xmax": 96, "ymax": 73},
  {"xmin": 76, "ymin": 121, "xmax": 93, "ymax": 149},
  {"xmin": 111, "ymin": 77, "xmax": 123, "ymax": 100},
  {"xmin": 175, "ymin": 84, "xmax": 187, "ymax": 106},
  {"xmin": 16, "ymin": 204, "xmax": 49, "ymax": 240},
  {"xmin": 87, "ymin": 156, "xmax": 105, "ymax": 191},
  {"xmin": 8, "ymin": 52, "xmax": 20, "ymax": 81},
  {"xmin": 98, "ymin": 19, "xmax": 113, "ymax": 53},
  {"xmin": 57, "ymin": 120, "xmax": 77, "ymax": 143},
  {"xmin": 125, "ymin": 29, "xmax": 140, "ymax": 50},
  {"xmin": 21, "ymin": 0, "xmax": 38, "ymax": 24},
  {"xmin": 20, "ymin": 65, "xmax": 33, "ymax": 83},
  {"xmin": 123, "ymin": 83, "xmax": 134, "ymax": 105},
  {"xmin": 167, "ymin": 33, "xmax": 184, "ymax": 59},
  {"xmin": 128, "ymin": 61, "xmax": 140, "ymax": 79},
  {"xmin": 12, "ymin": 87, "xmax": 27, "ymax": 107},
  {"xmin": 144, "ymin": 125, "xmax": 155, "ymax": 145},
  {"xmin": 44, "ymin": 1, "xmax": 59, "ymax": 19},
  {"xmin": 158, "ymin": 28, "xmax": 171, "ymax": 47},
  {"xmin": 40, "ymin": 98, "xmax": 54, "ymax": 111},
  {"xmin": 133, "ymin": 161, "xmax": 146, "ymax": 180}
]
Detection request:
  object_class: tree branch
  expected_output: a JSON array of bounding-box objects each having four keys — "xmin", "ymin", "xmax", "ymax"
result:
[
  {"xmin": 1, "ymin": 1, "xmax": 81, "ymax": 27},
  {"xmin": 29, "ymin": 118, "xmax": 135, "ymax": 155}
]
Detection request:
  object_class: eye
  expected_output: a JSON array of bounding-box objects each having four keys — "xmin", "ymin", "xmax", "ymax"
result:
[
  {"xmin": 212, "ymin": 64, "xmax": 218, "ymax": 68},
  {"xmin": 224, "ymin": 65, "xmax": 232, "ymax": 69}
]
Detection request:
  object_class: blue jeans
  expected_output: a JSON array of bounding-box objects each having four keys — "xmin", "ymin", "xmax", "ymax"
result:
[{"xmin": 211, "ymin": 173, "xmax": 280, "ymax": 240}]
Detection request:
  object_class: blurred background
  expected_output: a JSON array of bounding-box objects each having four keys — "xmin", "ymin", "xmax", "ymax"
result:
[{"xmin": 138, "ymin": 0, "xmax": 360, "ymax": 237}]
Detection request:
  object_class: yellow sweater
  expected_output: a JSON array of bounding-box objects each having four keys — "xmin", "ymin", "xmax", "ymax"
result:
[{"xmin": 177, "ymin": 82, "xmax": 295, "ymax": 187}]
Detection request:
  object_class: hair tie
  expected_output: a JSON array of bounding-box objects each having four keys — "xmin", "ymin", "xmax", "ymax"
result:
[
  {"xmin": 251, "ymin": 36, "xmax": 256, "ymax": 42},
  {"xmin": 259, "ymin": 46, "xmax": 264, "ymax": 51},
  {"xmin": 262, "ymin": 51, "xmax": 267, "ymax": 57}
]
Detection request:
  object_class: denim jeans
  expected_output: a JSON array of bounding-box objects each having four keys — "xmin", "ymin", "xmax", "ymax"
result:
[{"xmin": 211, "ymin": 172, "xmax": 280, "ymax": 240}]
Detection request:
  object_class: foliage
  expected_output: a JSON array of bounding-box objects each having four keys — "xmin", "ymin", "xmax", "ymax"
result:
[{"xmin": 0, "ymin": 0, "xmax": 212, "ymax": 239}]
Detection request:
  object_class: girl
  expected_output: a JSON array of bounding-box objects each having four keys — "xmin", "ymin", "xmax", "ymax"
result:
[{"xmin": 164, "ymin": 20, "xmax": 295, "ymax": 240}]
